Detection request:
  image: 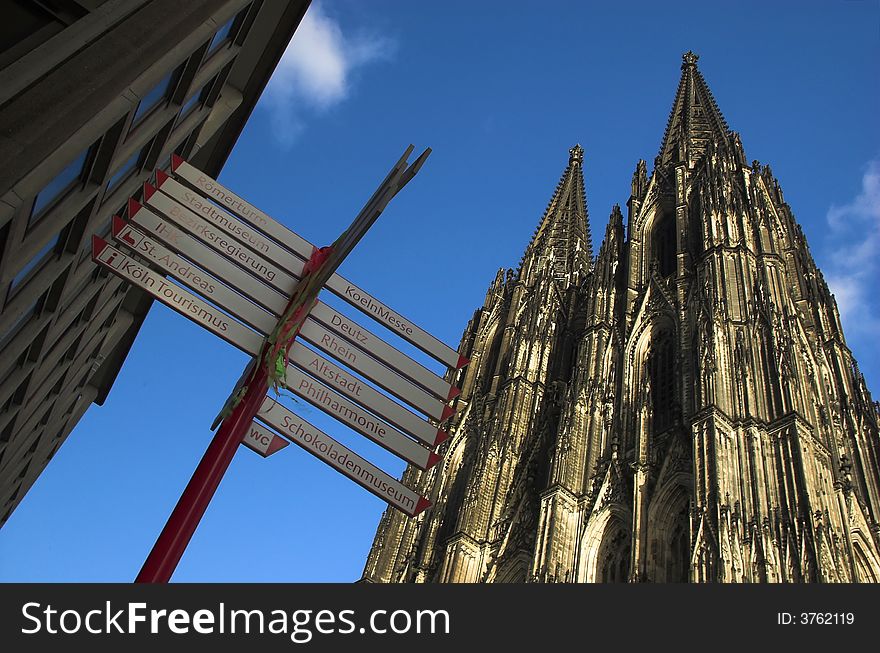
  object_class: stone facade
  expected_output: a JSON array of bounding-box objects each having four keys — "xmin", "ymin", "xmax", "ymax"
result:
[{"xmin": 363, "ymin": 52, "xmax": 880, "ymax": 583}]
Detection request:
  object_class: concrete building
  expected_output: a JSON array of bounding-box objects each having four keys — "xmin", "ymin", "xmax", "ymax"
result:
[
  {"xmin": 364, "ymin": 53, "xmax": 880, "ymax": 583},
  {"xmin": 0, "ymin": 0, "xmax": 311, "ymax": 526}
]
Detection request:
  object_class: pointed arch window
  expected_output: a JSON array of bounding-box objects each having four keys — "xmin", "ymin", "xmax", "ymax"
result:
[
  {"xmin": 652, "ymin": 213, "xmax": 676, "ymax": 277},
  {"xmin": 596, "ymin": 524, "xmax": 630, "ymax": 583},
  {"xmin": 647, "ymin": 332, "xmax": 675, "ymax": 433},
  {"xmin": 667, "ymin": 513, "xmax": 690, "ymax": 582}
]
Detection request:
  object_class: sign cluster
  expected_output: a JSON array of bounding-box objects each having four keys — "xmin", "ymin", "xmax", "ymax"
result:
[{"xmin": 92, "ymin": 150, "xmax": 466, "ymax": 518}]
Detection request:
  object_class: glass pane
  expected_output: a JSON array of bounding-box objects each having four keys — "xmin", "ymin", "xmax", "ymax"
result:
[
  {"xmin": 132, "ymin": 71, "xmax": 174, "ymax": 126},
  {"xmin": 208, "ymin": 16, "xmax": 235, "ymax": 53},
  {"xmin": 7, "ymin": 233, "xmax": 60, "ymax": 297},
  {"xmin": 30, "ymin": 150, "xmax": 88, "ymax": 221},
  {"xmin": 178, "ymin": 88, "xmax": 204, "ymax": 120},
  {"xmin": 107, "ymin": 151, "xmax": 141, "ymax": 191}
]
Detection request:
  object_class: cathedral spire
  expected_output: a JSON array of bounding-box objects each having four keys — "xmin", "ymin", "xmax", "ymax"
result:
[
  {"xmin": 521, "ymin": 144, "xmax": 592, "ymax": 282},
  {"xmin": 657, "ymin": 51, "xmax": 730, "ymax": 167}
]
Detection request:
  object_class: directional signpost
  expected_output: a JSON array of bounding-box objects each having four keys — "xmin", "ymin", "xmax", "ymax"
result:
[
  {"xmin": 91, "ymin": 145, "xmax": 468, "ymax": 583},
  {"xmin": 242, "ymin": 422, "xmax": 289, "ymax": 458}
]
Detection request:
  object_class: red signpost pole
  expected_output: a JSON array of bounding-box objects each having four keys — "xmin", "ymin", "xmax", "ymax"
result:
[
  {"xmin": 136, "ymin": 253, "xmax": 323, "ymax": 584},
  {"xmin": 135, "ymin": 367, "xmax": 269, "ymax": 583},
  {"xmin": 133, "ymin": 145, "xmax": 430, "ymax": 583}
]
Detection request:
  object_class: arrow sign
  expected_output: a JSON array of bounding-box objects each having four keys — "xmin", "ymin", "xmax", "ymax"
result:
[
  {"xmin": 113, "ymin": 217, "xmax": 279, "ymax": 334},
  {"xmin": 115, "ymin": 215, "xmax": 460, "ymax": 404},
  {"xmin": 132, "ymin": 145, "xmax": 437, "ymax": 585},
  {"xmin": 308, "ymin": 301, "xmax": 458, "ymax": 402},
  {"xmin": 297, "ymin": 319, "xmax": 452, "ymax": 423},
  {"xmin": 242, "ymin": 422, "xmax": 289, "ymax": 457},
  {"xmin": 164, "ymin": 158, "xmax": 468, "ymax": 370},
  {"xmin": 123, "ymin": 205, "xmax": 295, "ymax": 310},
  {"xmin": 285, "ymin": 342, "xmax": 448, "ymax": 448},
  {"xmin": 145, "ymin": 180, "xmax": 304, "ymax": 283},
  {"xmin": 256, "ymin": 399, "xmax": 430, "ymax": 517},
  {"xmin": 112, "ymin": 224, "xmax": 452, "ymax": 455},
  {"xmin": 91, "ymin": 237, "xmax": 263, "ymax": 356},
  {"xmin": 282, "ymin": 365, "xmax": 440, "ymax": 471},
  {"xmin": 135, "ymin": 193, "xmax": 300, "ymax": 296},
  {"xmin": 94, "ymin": 237, "xmax": 443, "ymax": 465}
]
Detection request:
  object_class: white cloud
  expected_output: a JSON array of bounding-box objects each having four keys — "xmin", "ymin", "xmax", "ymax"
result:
[
  {"xmin": 260, "ymin": 2, "xmax": 394, "ymax": 146},
  {"xmin": 823, "ymin": 160, "xmax": 880, "ymax": 335}
]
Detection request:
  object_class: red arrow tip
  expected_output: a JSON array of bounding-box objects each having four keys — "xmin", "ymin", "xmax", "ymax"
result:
[
  {"xmin": 111, "ymin": 215, "xmax": 126, "ymax": 236},
  {"xmin": 441, "ymin": 404, "xmax": 455, "ymax": 423},
  {"xmin": 413, "ymin": 496, "xmax": 432, "ymax": 516},
  {"xmin": 456, "ymin": 354, "xmax": 470, "ymax": 369},
  {"xmin": 267, "ymin": 435, "xmax": 289, "ymax": 456},
  {"xmin": 91, "ymin": 235, "xmax": 108, "ymax": 257},
  {"xmin": 127, "ymin": 198, "xmax": 142, "ymax": 216},
  {"xmin": 143, "ymin": 181, "xmax": 156, "ymax": 201},
  {"xmin": 171, "ymin": 154, "xmax": 184, "ymax": 171},
  {"xmin": 447, "ymin": 385, "xmax": 461, "ymax": 401},
  {"xmin": 434, "ymin": 429, "xmax": 450, "ymax": 446},
  {"xmin": 155, "ymin": 168, "xmax": 170, "ymax": 187},
  {"xmin": 426, "ymin": 451, "xmax": 442, "ymax": 469}
]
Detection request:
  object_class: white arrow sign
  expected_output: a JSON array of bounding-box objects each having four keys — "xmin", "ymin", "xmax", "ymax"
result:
[
  {"xmin": 162, "ymin": 161, "xmax": 467, "ymax": 370},
  {"xmin": 296, "ymin": 319, "xmax": 451, "ymax": 423},
  {"xmin": 285, "ymin": 342, "xmax": 448, "ymax": 448},
  {"xmin": 113, "ymin": 222, "xmax": 452, "ymax": 454},
  {"xmin": 91, "ymin": 237, "xmax": 263, "ymax": 356},
  {"xmin": 256, "ymin": 399, "xmax": 430, "ymax": 517},
  {"xmin": 116, "ymin": 214, "xmax": 460, "ymax": 405},
  {"xmin": 94, "ymin": 237, "xmax": 441, "ymax": 471},
  {"xmin": 242, "ymin": 422, "xmax": 289, "ymax": 457},
  {"xmin": 281, "ymin": 365, "xmax": 440, "ymax": 471}
]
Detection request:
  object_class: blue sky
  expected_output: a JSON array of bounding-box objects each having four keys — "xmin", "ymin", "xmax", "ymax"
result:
[{"xmin": 1, "ymin": 0, "xmax": 878, "ymax": 582}]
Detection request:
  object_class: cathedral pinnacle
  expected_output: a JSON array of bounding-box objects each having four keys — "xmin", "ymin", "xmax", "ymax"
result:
[
  {"xmin": 658, "ymin": 52, "xmax": 729, "ymax": 166},
  {"xmin": 682, "ymin": 50, "xmax": 699, "ymax": 68},
  {"xmin": 569, "ymin": 144, "xmax": 584, "ymax": 165}
]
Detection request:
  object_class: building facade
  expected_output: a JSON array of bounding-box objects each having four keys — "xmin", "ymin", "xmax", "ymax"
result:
[
  {"xmin": 364, "ymin": 52, "xmax": 880, "ymax": 583},
  {"xmin": 0, "ymin": 0, "xmax": 310, "ymax": 527}
]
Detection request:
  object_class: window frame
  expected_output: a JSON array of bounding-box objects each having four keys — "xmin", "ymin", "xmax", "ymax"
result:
[{"xmin": 27, "ymin": 148, "xmax": 92, "ymax": 229}]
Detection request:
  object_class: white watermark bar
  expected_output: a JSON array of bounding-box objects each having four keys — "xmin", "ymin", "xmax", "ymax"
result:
[
  {"xmin": 164, "ymin": 159, "xmax": 467, "ymax": 370},
  {"xmin": 256, "ymin": 398, "xmax": 430, "ymax": 517}
]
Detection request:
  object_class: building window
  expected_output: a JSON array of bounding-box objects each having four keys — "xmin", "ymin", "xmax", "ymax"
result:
[
  {"xmin": 28, "ymin": 149, "xmax": 89, "ymax": 227},
  {"xmin": 207, "ymin": 15, "xmax": 237, "ymax": 54},
  {"xmin": 156, "ymin": 153, "xmax": 172, "ymax": 173},
  {"xmin": 178, "ymin": 85, "xmax": 207, "ymax": 122},
  {"xmin": 106, "ymin": 149, "xmax": 143, "ymax": 192},
  {"xmin": 131, "ymin": 70, "xmax": 176, "ymax": 128},
  {"xmin": 6, "ymin": 233, "xmax": 60, "ymax": 301}
]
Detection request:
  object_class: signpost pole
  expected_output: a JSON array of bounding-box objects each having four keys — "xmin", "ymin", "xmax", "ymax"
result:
[
  {"xmin": 133, "ymin": 145, "xmax": 431, "ymax": 583},
  {"xmin": 134, "ymin": 364, "xmax": 270, "ymax": 583}
]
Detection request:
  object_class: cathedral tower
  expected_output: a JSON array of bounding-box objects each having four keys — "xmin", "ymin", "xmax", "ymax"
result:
[{"xmin": 363, "ymin": 53, "xmax": 880, "ymax": 583}]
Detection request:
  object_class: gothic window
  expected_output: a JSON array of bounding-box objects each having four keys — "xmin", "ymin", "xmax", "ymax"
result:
[
  {"xmin": 652, "ymin": 213, "xmax": 676, "ymax": 277},
  {"xmin": 666, "ymin": 513, "xmax": 690, "ymax": 582},
  {"xmin": 647, "ymin": 333, "xmax": 675, "ymax": 433},
  {"xmin": 597, "ymin": 527, "xmax": 630, "ymax": 582}
]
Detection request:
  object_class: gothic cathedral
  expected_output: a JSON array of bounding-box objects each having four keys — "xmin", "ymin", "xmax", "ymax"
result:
[{"xmin": 363, "ymin": 53, "xmax": 880, "ymax": 583}]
